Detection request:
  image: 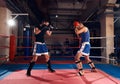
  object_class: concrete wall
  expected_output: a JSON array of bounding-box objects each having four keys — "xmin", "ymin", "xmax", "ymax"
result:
[{"xmin": 0, "ymin": 7, "xmax": 18, "ymax": 63}]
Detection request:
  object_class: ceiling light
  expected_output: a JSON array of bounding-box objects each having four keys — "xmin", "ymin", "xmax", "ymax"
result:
[{"xmin": 55, "ymin": 15, "xmax": 58, "ymax": 18}]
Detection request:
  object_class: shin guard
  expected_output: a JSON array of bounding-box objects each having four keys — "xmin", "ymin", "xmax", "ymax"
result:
[
  {"xmin": 75, "ymin": 60, "xmax": 83, "ymax": 70},
  {"xmin": 47, "ymin": 60, "xmax": 55, "ymax": 72},
  {"xmin": 88, "ymin": 61, "xmax": 97, "ymax": 72},
  {"xmin": 26, "ymin": 61, "xmax": 35, "ymax": 76}
]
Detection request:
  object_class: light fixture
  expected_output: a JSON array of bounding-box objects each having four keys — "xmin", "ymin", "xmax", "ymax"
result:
[
  {"xmin": 7, "ymin": 13, "xmax": 29, "ymax": 27},
  {"xmin": 7, "ymin": 19, "xmax": 16, "ymax": 26},
  {"xmin": 55, "ymin": 15, "xmax": 58, "ymax": 18}
]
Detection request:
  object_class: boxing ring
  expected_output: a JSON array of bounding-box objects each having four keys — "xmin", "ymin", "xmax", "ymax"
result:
[{"xmin": 0, "ymin": 34, "xmax": 120, "ymax": 84}]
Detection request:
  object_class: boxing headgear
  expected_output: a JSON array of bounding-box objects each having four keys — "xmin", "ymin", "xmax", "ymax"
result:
[{"xmin": 73, "ymin": 21, "xmax": 80, "ymax": 27}]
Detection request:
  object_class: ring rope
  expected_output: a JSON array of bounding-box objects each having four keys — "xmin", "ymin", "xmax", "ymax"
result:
[
  {"xmin": 7, "ymin": 35, "xmax": 117, "ymax": 64},
  {"xmin": 0, "ymin": 46, "xmax": 9, "ymax": 48},
  {"xmin": 0, "ymin": 56, "xmax": 9, "ymax": 60},
  {"xmin": 10, "ymin": 55, "xmax": 116, "ymax": 61},
  {"xmin": 90, "ymin": 36, "xmax": 115, "ymax": 39},
  {"xmin": 0, "ymin": 34, "xmax": 10, "ymax": 38}
]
